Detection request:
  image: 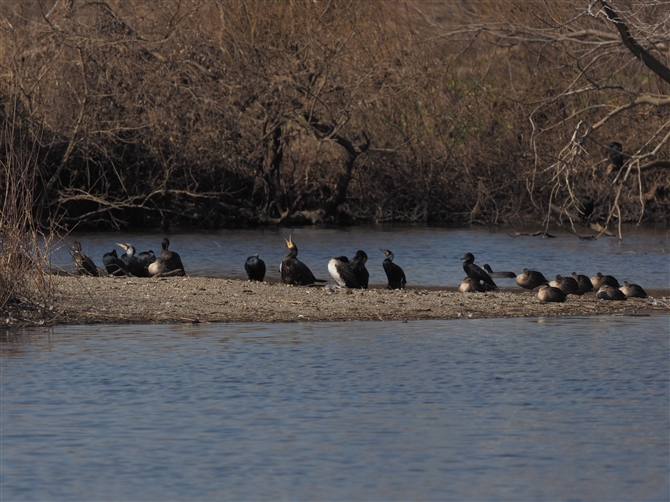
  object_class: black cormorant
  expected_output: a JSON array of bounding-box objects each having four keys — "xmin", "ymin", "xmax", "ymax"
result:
[
  {"xmin": 482, "ymin": 264, "xmax": 516, "ymax": 279},
  {"xmin": 620, "ymin": 281, "xmax": 648, "ymax": 298},
  {"xmin": 516, "ymin": 268, "xmax": 549, "ymax": 291},
  {"xmin": 461, "ymin": 253, "xmax": 497, "ymax": 290},
  {"xmin": 577, "ymin": 196, "xmax": 595, "ymax": 224},
  {"xmin": 117, "ymin": 243, "xmax": 152, "ymax": 277},
  {"xmin": 349, "ymin": 250, "xmax": 370, "ymax": 289},
  {"xmin": 380, "ymin": 249, "xmax": 407, "ymax": 290},
  {"xmin": 102, "ymin": 249, "xmax": 129, "ymax": 276},
  {"xmin": 549, "ymin": 274, "xmax": 582, "ymax": 295},
  {"xmin": 590, "ymin": 272, "xmax": 620, "ymax": 290},
  {"xmin": 571, "ymin": 272, "xmax": 594, "ymax": 294},
  {"xmin": 148, "ymin": 238, "xmax": 185, "ymax": 277},
  {"xmin": 70, "ymin": 241, "xmax": 98, "ymax": 276},
  {"xmin": 459, "ymin": 277, "xmax": 485, "ymax": 293},
  {"xmin": 596, "ymin": 285, "xmax": 627, "ymax": 301},
  {"xmin": 245, "ymin": 254, "xmax": 266, "ymax": 282},
  {"xmin": 280, "ymin": 235, "xmax": 324, "ymax": 286},
  {"xmin": 606, "ymin": 141, "xmax": 624, "ymax": 171},
  {"xmin": 328, "ymin": 256, "xmax": 360, "ymax": 288},
  {"xmin": 537, "ymin": 285, "xmax": 567, "ymax": 303}
]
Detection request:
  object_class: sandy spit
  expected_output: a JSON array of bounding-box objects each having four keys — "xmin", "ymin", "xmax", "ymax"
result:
[{"xmin": 3, "ymin": 276, "xmax": 668, "ymax": 328}]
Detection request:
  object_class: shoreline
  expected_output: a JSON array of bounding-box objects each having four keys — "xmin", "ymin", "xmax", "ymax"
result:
[{"xmin": 3, "ymin": 276, "xmax": 668, "ymax": 328}]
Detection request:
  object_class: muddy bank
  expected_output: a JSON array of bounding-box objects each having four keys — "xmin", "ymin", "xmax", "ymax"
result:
[{"xmin": 3, "ymin": 276, "xmax": 668, "ymax": 328}]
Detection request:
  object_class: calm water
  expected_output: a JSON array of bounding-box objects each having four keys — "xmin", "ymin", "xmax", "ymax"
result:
[
  {"xmin": 51, "ymin": 224, "xmax": 670, "ymax": 290},
  {"xmin": 2, "ymin": 316, "xmax": 668, "ymax": 501}
]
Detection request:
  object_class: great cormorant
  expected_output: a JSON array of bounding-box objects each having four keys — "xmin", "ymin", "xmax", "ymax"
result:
[
  {"xmin": 620, "ymin": 281, "xmax": 648, "ymax": 298},
  {"xmin": 607, "ymin": 141, "xmax": 624, "ymax": 171},
  {"xmin": 148, "ymin": 237, "xmax": 185, "ymax": 277},
  {"xmin": 245, "ymin": 254, "xmax": 266, "ymax": 282},
  {"xmin": 549, "ymin": 274, "xmax": 582, "ymax": 295},
  {"xmin": 516, "ymin": 268, "xmax": 549, "ymax": 291},
  {"xmin": 280, "ymin": 235, "xmax": 324, "ymax": 286},
  {"xmin": 596, "ymin": 285, "xmax": 627, "ymax": 301},
  {"xmin": 571, "ymin": 272, "xmax": 594, "ymax": 294},
  {"xmin": 349, "ymin": 250, "xmax": 370, "ymax": 289},
  {"xmin": 577, "ymin": 196, "xmax": 595, "ymax": 224},
  {"xmin": 380, "ymin": 249, "xmax": 407, "ymax": 290},
  {"xmin": 458, "ymin": 277, "xmax": 485, "ymax": 293},
  {"xmin": 537, "ymin": 285, "xmax": 567, "ymax": 303},
  {"xmin": 590, "ymin": 272, "xmax": 620, "ymax": 290},
  {"xmin": 70, "ymin": 241, "xmax": 98, "ymax": 276},
  {"xmin": 461, "ymin": 253, "xmax": 497, "ymax": 290},
  {"xmin": 117, "ymin": 243, "xmax": 152, "ymax": 277},
  {"xmin": 482, "ymin": 264, "xmax": 516, "ymax": 279},
  {"xmin": 102, "ymin": 249, "xmax": 129, "ymax": 276},
  {"xmin": 328, "ymin": 256, "xmax": 360, "ymax": 288}
]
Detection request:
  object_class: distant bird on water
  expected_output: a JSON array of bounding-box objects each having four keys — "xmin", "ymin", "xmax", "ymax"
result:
[
  {"xmin": 380, "ymin": 249, "xmax": 406, "ymax": 290},
  {"xmin": 349, "ymin": 250, "xmax": 370, "ymax": 289},
  {"xmin": 483, "ymin": 264, "xmax": 516, "ymax": 279},
  {"xmin": 328, "ymin": 256, "xmax": 360, "ymax": 288},
  {"xmin": 461, "ymin": 253, "xmax": 497, "ymax": 290},
  {"xmin": 280, "ymin": 235, "xmax": 324, "ymax": 286},
  {"xmin": 245, "ymin": 254, "xmax": 266, "ymax": 282},
  {"xmin": 70, "ymin": 241, "xmax": 98, "ymax": 276}
]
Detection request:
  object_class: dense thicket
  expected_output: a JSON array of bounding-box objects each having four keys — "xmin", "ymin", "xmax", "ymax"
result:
[{"xmin": 1, "ymin": 0, "xmax": 668, "ymax": 230}]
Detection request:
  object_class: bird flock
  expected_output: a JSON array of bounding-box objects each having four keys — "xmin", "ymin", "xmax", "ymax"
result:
[{"xmin": 70, "ymin": 236, "xmax": 650, "ymax": 303}]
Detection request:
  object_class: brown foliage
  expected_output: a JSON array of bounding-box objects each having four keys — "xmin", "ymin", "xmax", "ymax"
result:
[{"xmin": 0, "ymin": 0, "xmax": 668, "ymax": 231}]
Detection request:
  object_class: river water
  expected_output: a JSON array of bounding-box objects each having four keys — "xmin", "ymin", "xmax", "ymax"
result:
[
  {"xmin": 51, "ymin": 224, "xmax": 670, "ymax": 290},
  {"xmin": 2, "ymin": 316, "xmax": 668, "ymax": 501}
]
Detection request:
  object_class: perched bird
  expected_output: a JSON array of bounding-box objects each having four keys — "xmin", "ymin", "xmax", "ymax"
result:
[
  {"xmin": 549, "ymin": 274, "xmax": 582, "ymax": 295},
  {"xmin": 597, "ymin": 285, "xmax": 627, "ymax": 301},
  {"xmin": 577, "ymin": 196, "xmax": 595, "ymax": 225},
  {"xmin": 70, "ymin": 241, "xmax": 98, "ymax": 276},
  {"xmin": 328, "ymin": 256, "xmax": 360, "ymax": 288},
  {"xmin": 380, "ymin": 249, "xmax": 407, "ymax": 290},
  {"xmin": 461, "ymin": 253, "xmax": 497, "ymax": 290},
  {"xmin": 102, "ymin": 249, "xmax": 129, "ymax": 276},
  {"xmin": 620, "ymin": 281, "xmax": 648, "ymax": 298},
  {"xmin": 572, "ymin": 272, "xmax": 594, "ymax": 294},
  {"xmin": 349, "ymin": 250, "xmax": 370, "ymax": 289},
  {"xmin": 117, "ymin": 243, "xmax": 152, "ymax": 277},
  {"xmin": 280, "ymin": 235, "xmax": 324, "ymax": 286},
  {"xmin": 245, "ymin": 254, "xmax": 266, "ymax": 282},
  {"xmin": 483, "ymin": 264, "xmax": 516, "ymax": 279},
  {"xmin": 590, "ymin": 272, "xmax": 620, "ymax": 290},
  {"xmin": 458, "ymin": 277, "xmax": 485, "ymax": 293},
  {"xmin": 148, "ymin": 237, "xmax": 185, "ymax": 277},
  {"xmin": 516, "ymin": 268, "xmax": 549, "ymax": 291},
  {"xmin": 537, "ymin": 285, "xmax": 567, "ymax": 303},
  {"xmin": 607, "ymin": 141, "xmax": 624, "ymax": 171}
]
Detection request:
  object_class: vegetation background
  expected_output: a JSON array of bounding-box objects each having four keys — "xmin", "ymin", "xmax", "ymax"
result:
[{"xmin": 1, "ymin": 0, "xmax": 669, "ymax": 232}]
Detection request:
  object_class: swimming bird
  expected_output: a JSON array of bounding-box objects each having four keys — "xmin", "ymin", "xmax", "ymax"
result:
[
  {"xmin": 483, "ymin": 264, "xmax": 516, "ymax": 279},
  {"xmin": 328, "ymin": 256, "xmax": 360, "ymax": 288},
  {"xmin": 461, "ymin": 253, "xmax": 497, "ymax": 290},
  {"xmin": 70, "ymin": 241, "xmax": 98, "ymax": 276},
  {"xmin": 458, "ymin": 277, "xmax": 485, "ymax": 293},
  {"xmin": 590, "ymin": 272, "xmax": 620, "ymax": 290},
  {"xmin": 549, "ymin": 274, "xmax": 582, "ymax": 295},
  {"xmin": 349, "ymin": 250, "xmax": 370, "ymax": 289},
  {"xmin": 245, "ymin": 254, "xmax": 266, "ymax": 282},
  {"xmin": 148, "ymin": 237, "xmax": 185, "ymax": 277},
  {"xmin": 537, "ymin": 285, "xmax": 567, "ymax": 303},
  {"xmin": 571, "ymin": 272, "xmax": 594, "ymax": 294},
  {"xmin": 102, "ymin": 249, "xmax": 129, "ymax": 276},
  {"xmin": 117, "ymin": 243, "xmax": 152, "ymax": 277},
  {"xmin": 516, "ymin": 268, "xmax": 549, "ymax": 291},
  {"xmin": 620, "ymin": 281, "xmax": 648, "ymax": 298},
  {"xmin": 280, "ymin": 235, "xmax": 324, "ymax": 286},
  {"xmin": 596, "ymin": 285, "xmax": 627, "ymax": 301},
  {"xmin": 380, "ymin": 249, "xmax": 407, "ymax": 290}
]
